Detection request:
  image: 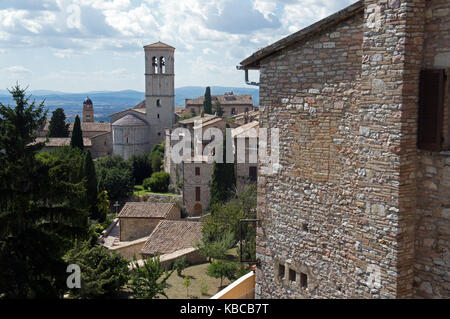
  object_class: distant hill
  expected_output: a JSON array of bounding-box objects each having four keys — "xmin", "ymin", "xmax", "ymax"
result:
[{"xmin": 0, "ymin": 86, "xmax": 259, "ymax": 122}]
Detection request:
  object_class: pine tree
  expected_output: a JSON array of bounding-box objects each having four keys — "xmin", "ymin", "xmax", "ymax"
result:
[
  {"xmin": 84, "ymin": 150, "xmax": 100, "ymax": 221},
  {"xmin": 210, "ymin": 124, "xmax": 236, "ymax": 206},
  {"xmin": 203, "ymin": 87, "xmax": 212, "ymax": 114},
  {"xmin": 70, "ymin": 115, "xmax": 83, "ymax": 150},
  {"xmin": 0, "ymin": 84, "xmax": 89, "ymax": 298},
  {"xmin": 48, "ymin": 107, "xmax": 69, "ymax": 137}
]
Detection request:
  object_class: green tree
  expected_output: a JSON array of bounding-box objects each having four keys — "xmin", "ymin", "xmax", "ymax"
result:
[
  {"xmin": 64, "ymin": 241, "xmax": 129, "ymax": 299},
  {"xmin": 207, "ymin": 260, "xmax": 237, "ymax": 288},
  {"xmin": 0, "ymin": 84, "xmax": 88, "ymax": 298},
  {"xmin": 150, "ymin": 142, "xmax": 164, "ymax": 173},
  {"xmin": 129, "ymin": 153, "xmax": 152, "ymax": 185},
  {"xmin": 70, "ymin": 115, "xmax": 83, "ymax": 150},
  {"xmin": 195, "ymin": 231, "xmax": 234, "ymax": 263},
  {"xmin": 203, "ymin": 87, "xmax": 212, "ymax": 114},
  {"xmin": 96, "ymin": 190, "xmax": 110, "ymax": 223},
  {"xmin": 97, "ymin": 167, "xmax": 134, "ymax": 202},
  {"xmin": 210, "ymin": 124, "xmax": 236, "ymax": 206},
  {"xmin": 83, "ymin": 150, "xmax": 100, "ymax": 221},
  {"xmin": 143, "ymin": 171, "xmax": 170, "ymax": 193},
  {"xmin": 48, "ymin": 107, "xmax": 69, "ymax": 137},
  {"xmin": 183, "ymin": 276, "xmax": 191, "ymax": 298},
  {"xmin": 128, "ymin": 255, "xmax": 173, "ymax": 299},
  {"xmin": 173, "ymin": 256, "xmax": 189, "ymax": 277},
  {"xmin": 214, "ymin": 101, "xmax": 224, "ymax": 117}
]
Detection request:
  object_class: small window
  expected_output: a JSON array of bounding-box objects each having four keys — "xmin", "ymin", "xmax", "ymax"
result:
[
  {"xmin": 302, "ymin": 223, "xmax": 308, "ymax": 232},
  {"xmin": 245, "ymin": 107, "xmax": 249, "ymax": 112},
  {"xmin": 157, "ymin": 114, "xmax": 160, "ymax": 119},
  {"xmin": 278, "ymin": 264, "xmax": 285, "ymax": 280},
  {"xmin": 158, "ymin": 132, "xmax": 161, "ymax": 136},
  {"xmin": 86, "ymin": 114, "xmax": 91, "ymax": 121},
  {"xmin": 195, "ymin": 187, "xmax": 201, "ymax": 201},
  {"xmin": 289, "ymin": 269, "xmax": 296, "ymax": 282},
  {"xmin": 195, "ymin": 167, "xmax": 200, "ymax": 176},
  {"xmin": 231, "ymin": 108, "xmax": 236, "ymax": 115},
  {"xmin": 300, "ymin": 273, "xmax": 308, "ymax": 289},
  {"xmin": 191, "ymin": 108, "xmax": 195, "ymax": 114},
  {"xmin": 249, "ymin": 166, "xmax": 257, "ymax": 182},
  {"xmin": 157, "ymin": 99, "xmax": 161, "ymax": 107}
]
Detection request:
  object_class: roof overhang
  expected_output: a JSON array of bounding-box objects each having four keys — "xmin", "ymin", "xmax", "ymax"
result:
[{"xmin": 238, "ymin": 0, "xmax": 364, "ymax": 70}]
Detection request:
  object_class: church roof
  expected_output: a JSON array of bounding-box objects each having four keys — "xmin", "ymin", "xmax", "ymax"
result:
[
  {"xmin": 83, "ymin": 96, "xmax": 93, "ymax": 105},
  {"xmin": 111, "ymin": 114, "xmax": 148, "ymax": 127},
  {"xmin": 144, "ymin": 41, "xmax": 175, "ymax": 50}
]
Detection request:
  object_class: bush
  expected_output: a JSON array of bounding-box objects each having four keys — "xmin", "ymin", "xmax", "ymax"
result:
[
  {"xmin": 207, "ymin": 260, "xmax": 238, "ymax": 288},
  {"xmin": 200, "ymin": 280, "xmax": 209, "ymax": 296},
  {"xmin": 143, "ymin": 172, "xmax": 170, "ymax": 193},
  {"xmin": 64, "ymin": 241, "xmax": 130, "ymax": 299}
]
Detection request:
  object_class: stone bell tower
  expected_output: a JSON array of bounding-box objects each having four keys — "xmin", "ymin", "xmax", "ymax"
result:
[
  {"xmin": 82, "ymin": 96, "xmax": 94, "ymax": 122},
  {"xmin": 144, "ymin": 41, "xmax": 175, "ymax": 148}
]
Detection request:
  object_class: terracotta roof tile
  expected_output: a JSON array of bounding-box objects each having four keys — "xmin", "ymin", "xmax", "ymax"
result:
[
  {"xmin": 141, "ymin": 220, "xmax": 203, "ymax": 256},
  {"xmin": 118, "ymin": 202, "xmax": 175, "ymax": 218}
]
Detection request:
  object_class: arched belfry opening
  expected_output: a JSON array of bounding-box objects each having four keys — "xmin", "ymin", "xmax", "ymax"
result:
[
  {"xmin": 152, "ymin": 56, "xmax": 158, "ymax": 74},
  {"xmin": 159, "ymin": 56, "xmax": 166, "ymax": 74}
]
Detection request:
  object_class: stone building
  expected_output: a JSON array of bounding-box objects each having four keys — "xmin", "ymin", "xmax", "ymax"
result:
[
  {"xmin": 238, "ymin": 0, "xmax": 449, "ymax": 298},
  {"xmin": 109, "ymin": 42, "xmax": 176, "ymax": 160},
  {"xmin": 37, "ymin": 103, "xmax": 112, "ymax": 158},
  {"xmin": 183, "ymin": 156, "xmax": 214, "ymax": 216},
  {"xmin": 118, "ymin": 202, "xmax": 180, "ymax": 242},
  {"xmin": 185, "ymin": 92, "xmax": 254, "ymax": 117}
]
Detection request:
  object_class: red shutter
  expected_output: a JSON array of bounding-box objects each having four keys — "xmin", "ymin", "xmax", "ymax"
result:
[{"xmin": 418, "ymin": 69, "xmax": 445, "ymax": 151}]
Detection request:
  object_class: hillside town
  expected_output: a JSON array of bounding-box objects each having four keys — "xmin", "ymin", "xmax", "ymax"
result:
[{"xmin": 0, "ymin": 0, "xmax": 449, "ymax": 303}]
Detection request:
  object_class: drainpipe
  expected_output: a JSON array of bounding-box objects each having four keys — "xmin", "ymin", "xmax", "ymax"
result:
[{"xmin": 236, "ymin": 66, "xmax": 259, "ymax": 87}]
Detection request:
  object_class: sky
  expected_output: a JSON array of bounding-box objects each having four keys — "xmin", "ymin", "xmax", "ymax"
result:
[{"xmin": 0, "ymin": 0, "xmax": 357, "ymax": 93}]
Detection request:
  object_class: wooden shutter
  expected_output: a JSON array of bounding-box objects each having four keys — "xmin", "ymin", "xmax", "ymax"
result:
[{"xmin": 418, "ymin": 69, "xmax": 446, "ymax": 151}]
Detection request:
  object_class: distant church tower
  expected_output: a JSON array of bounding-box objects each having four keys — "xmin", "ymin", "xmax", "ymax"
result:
[
  {"xmin": 144, "ymin": 42, "xmax": 175, "ymax": 147},
  {"xmin": 83, "ymin": 97, "xmax": 94, "ymax": 122}
]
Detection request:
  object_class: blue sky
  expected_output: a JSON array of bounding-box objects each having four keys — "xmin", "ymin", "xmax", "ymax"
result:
[{"xmin": 0, "ymin": 0, "xmax": 356, "ymax": 93}]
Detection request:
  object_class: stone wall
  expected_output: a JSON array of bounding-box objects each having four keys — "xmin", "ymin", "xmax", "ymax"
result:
[
  {"xmin": 183, "ymin": 161, "xmax": 213, "ymax": 216},
  {"xmin": 255, "ymin": 0, "xmax": 449, "ymax": 299},
  {"xmin": 414, "ymin": 0, "xmax": 450, "ymax": 298},
  {"xmin": 256, "ymin": 10, "xmax": 365, "ymax": 299},
  {"xmin": 120, "ymin": 218, "xmax": 161, "ymax": 242}
]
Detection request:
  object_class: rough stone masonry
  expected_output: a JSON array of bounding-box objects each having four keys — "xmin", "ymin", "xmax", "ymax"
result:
[{"xmin": 240, "ymin": 0, "xmax": 449, "ymax": 298}]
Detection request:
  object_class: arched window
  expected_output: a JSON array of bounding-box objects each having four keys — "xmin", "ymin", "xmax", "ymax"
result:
[
  {"xmin": 152, "ymin": 56, "xmax": 158, "ymax": 74},
  {"xmin": 157, "ymin": 114, "xmax": 160, "ymax": 119},
  {"xmin": 156, "ymin": 99, "xmax": 161, "ymax": 107},
  {"xmin": 159, "ymin": 56, "xmax": 166, "ymax": 74}
]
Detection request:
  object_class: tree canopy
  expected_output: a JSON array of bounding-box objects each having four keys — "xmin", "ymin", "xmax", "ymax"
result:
[
  {"xmin": 0, "ymin": 85, "xmax": 89, "ymax": 298},
  {"xmin": 70, "ymin": 115, "xmax": 83, "ymax": 150},
  {"xmin": 48, "ymin": 107, "xmax": 69, "ymax": 138},
  {"xmin": 203, "ymin": 87, "xmax": 212, "ymax": 114}
]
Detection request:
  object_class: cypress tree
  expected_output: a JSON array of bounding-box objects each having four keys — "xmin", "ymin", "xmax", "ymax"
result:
[
  {"xmin": 84, "ymin": 150, "xmax": 100, "ymax": 221},
  {"xmin": 203, "ymin": 87, "xmax": 212, "ymax": 114},
  {"xmin": 48, "ymin": 107, "xmax": 69, "ymax": 137},
  {"xmin": 215, "ymin": 101, "xmax": 224, "ymax": 117},
  {"xmin": 70, "ymin": 115, "xmax": 84, "ymax": 150},
  {"xmin": 210, "ymin": 124, "xmax": 236, "ymax": 206}
]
